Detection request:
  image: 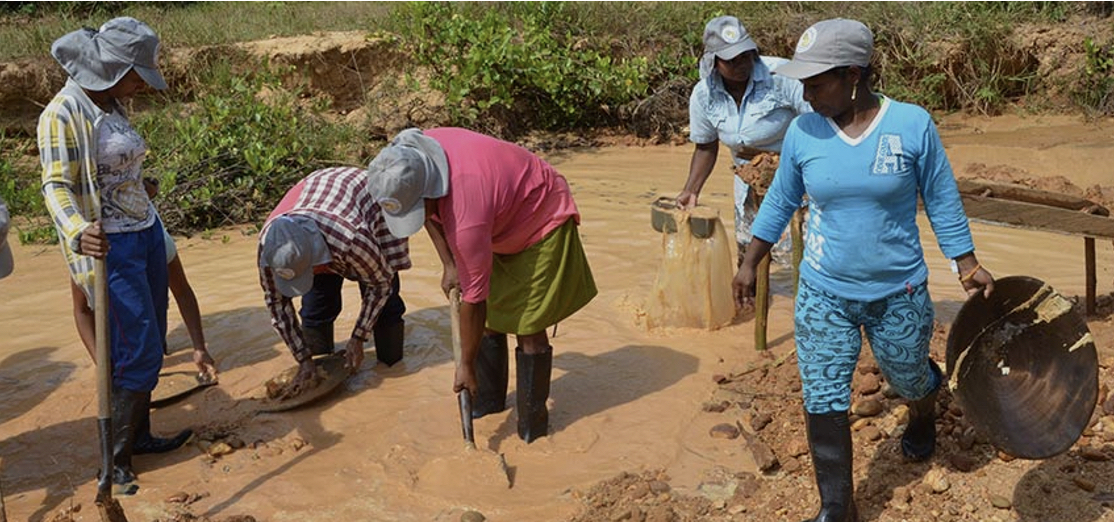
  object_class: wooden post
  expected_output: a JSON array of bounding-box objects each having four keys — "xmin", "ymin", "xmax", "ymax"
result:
[
  {"xmin": 1085, "ymin": 237, "xmax": 1096, "ymax": 316},
  {"xmin": 755, "ymin": 252, "xmax": 771, "ymax": 351},
  {"xmin": 790, "ymin": 209, "xmax": 804, "ymax": 298}
]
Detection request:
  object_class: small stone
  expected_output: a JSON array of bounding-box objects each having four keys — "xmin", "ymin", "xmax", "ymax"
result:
[
  {"xmin": 851, "ymin": 399, "xmax": 884, "ymax": 417},
  {"xmin": 461, "ymin": 510, "xmax": 486, "ymax": 522},
  {"xmin": 860, "ymin": 426, "xmax": 883, "ymax": 441},
  {"xmin": 997, "ymin": 451, "xmax": 1015, "ymax": 462},
  {"xmin": 165, "ymin": 491, "xmax": 190, "ymax": 503},
  {"xmin": 924, "ymin": 468, "xmax": 950, "ymax": 493},
  {"xmin": 649, "ymin": 480, "xmax": 671, "ymax": 495},
  {"xmin": 893, "ymin": 486, "xmax": 911, "ymax": 503},
  {"xmin": 750, "ymin": 413, "xmax": 773, "ymax": 432},
  {"xmin": 709, "ymin": 423, "xmax": 740, "ymax": 440},
  {"xmin": 207, "ymin": 442, "xmax": 233, "ymax": 457},
  {"xmin": 989, "ymin": 495, "xmax": 1012, "ymax": 509},
  {"xmin": 702, "ymin": 401, "xmax": 730, "ymax": 413},
  {"xmin": 291, "ymin": 437, "xmax": 308, "ymax": 451},
  {"xmin": 851, "ymin": 418, "xmax": 871, "ymax": 431},
  {"xmin": 227, "ymin": 436, "xmax": 246, "ymax": 449},
  {"xmin": 857, "ymin": 373, "xmax": 881, "ymax": 395},
  {"xmin": 1073, "ymin": 477, "xmax": 1096, "ymax": 492},
  {"xmin": 712, "ymin": 374, "xmax": 728, "ymax": 384},
  {"xmin": 949, "ymin": 454, "xmax": 976, "ymax": 472},
  {"xmin": 785, "ymin": 439, "xmax": 809, "ymax": 458},
  {"xmin": 1081, "ymin": 446, "xmax": 1109, "ymax": 461},
  {"xmin": 957, "ymin": 429, "xmax": 977, "ymax": 450},
  {"xmin": 781, "ymin": 456, "xmax": 802, "ymax": 474}
]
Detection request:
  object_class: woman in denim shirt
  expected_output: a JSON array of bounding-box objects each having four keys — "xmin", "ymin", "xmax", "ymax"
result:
[{"xmin": 677, "ymin": 16, "xmax": 811, "ymax": 266}]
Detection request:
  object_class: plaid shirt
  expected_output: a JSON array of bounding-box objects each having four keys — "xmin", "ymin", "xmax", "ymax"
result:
[
  {"xmin": 258, "ymin": 167, "xmax": 411, "ymax": 363},
  {"xmin": 38, "ymin": 79, "xmax": 116, "ymax": 305}
]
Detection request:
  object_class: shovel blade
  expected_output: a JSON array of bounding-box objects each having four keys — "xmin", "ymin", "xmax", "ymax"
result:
[{"xmin": 96, "ymin": 496, "xmax": 129, "ymax": 522}]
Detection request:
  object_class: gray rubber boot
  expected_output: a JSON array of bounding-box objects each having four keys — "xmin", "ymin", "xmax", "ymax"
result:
[
  {"xmin": 302, "ymin": 322, "xmax": 335, "ymax": 356},
  {"xmin": 902, "ymin": 359, "xmax": 943, "ymax": 461},
  {"xmin": 516, "ymin": 346, "xmax": 552, "ymax": 443},
  {"xmin": 802, "ymin": 410, "xmax": 858, "ymax": 522},
  {"xmin": 471, "ymin": 333, "xmax": 508, "ymax": 418},
  {"xmin": 373, "ymin": 320, "xmax": 405, "ymax": 367}
]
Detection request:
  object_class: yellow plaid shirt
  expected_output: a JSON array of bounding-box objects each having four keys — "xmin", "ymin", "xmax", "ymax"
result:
[{"xmin": 38, "ymin": 79, "xmax": 115, "ymax": 304}]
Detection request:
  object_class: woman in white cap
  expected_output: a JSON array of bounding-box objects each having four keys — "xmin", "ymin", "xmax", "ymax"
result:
[
  {"xmin": 677, "ymin": 15, "xmax": 812, "ymax": 267},
  {"xmin": 38, "ymin": 17, "xmax": 191, "ymax": 492},
  {"xmin": 733, "ymin": 18, "xmax": 995, "ymax": 522}
]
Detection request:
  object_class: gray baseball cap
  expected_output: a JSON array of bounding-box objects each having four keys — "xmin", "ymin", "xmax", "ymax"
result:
[
  {"xmin": 703, "ymin": 16, "xmax": 758, "ymax": 61},
  {"xmin": 260, "ymin": 216, "xmax": 332, "ymax": 298},
  {"xmin": 364, "ymin": 128, "xmax": 450, "ymax": 239},
  {"xmin": 0, "ymin": 197, "xmax": 12, "ymax": 280},
  {"xmin": 51, "ymin": 17, "xmax": 168, "ymax": 91},
  {"xmin": 774, "ymin": 18, "xmax": 873, "ymax": 80}
]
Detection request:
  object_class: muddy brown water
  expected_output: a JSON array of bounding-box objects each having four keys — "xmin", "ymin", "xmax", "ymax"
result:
[{"xmin": 0, "ymin": 114, "xmax": 1112, "ymax": 521}]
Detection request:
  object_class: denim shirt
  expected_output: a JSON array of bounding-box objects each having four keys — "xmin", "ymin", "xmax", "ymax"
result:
[
  {"xmin": 689, "ymin": 56, "xmax": 811, "ymax": 166},
  {"xmin": 688, "ymin": 56, "xmax": 811, "ymax": 241}
]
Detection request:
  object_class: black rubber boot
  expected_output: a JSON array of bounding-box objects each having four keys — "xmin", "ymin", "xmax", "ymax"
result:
[
  {"xmin": 110, "ymin": 387, "xmax": 142, "ymax": 493},
  {"xmin": 302, "ymin": 323, "xmax": 335, "ymax": 356},
  {"xmin": 471, "ymin": 333, "xmax": 508, "ymax": 419},
  {"xmin": 516, "ymin": 346, "xmax": 552, "ymax": 443},
  {"xmin": 802, "ymin": 410, "xmax": 858, "ymax": 522},
  {"xmin": 134, "ymin": 392, "xmax": 193, "ymax": 455},
  {"xmin": 902, "ymin": 359, "xmax": 943, "ymax": 461},
  {"xmin": 373, "ymin": 319, "xmax": 405, "ymax": 367}
]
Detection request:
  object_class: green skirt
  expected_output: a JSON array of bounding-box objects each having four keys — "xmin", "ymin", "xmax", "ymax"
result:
[{"xmin": 487, "ymin": 219, "xmax": 597, "ymax": 335}]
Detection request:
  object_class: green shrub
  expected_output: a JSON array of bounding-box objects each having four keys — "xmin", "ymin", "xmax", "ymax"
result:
[
  {"xmin": 393, "ymin": 2, "xmax": 652, "ymax": 135},
  {"xmin": 1074, "ymin": 37, "xmax": 1114, "ymax": 115},
  {"xmin": 136, "ymin": 57, "xmax": 356, "ymax": 234}
]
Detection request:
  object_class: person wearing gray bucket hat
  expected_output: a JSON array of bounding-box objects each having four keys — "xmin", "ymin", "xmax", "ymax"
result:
[
  {"xmin": 677, "ymin": 15, "xmax": 812, "ymax": 270},
  {"xmin": 39, "ymin": 17, "xmax": 186, "ymax": 492},
  {"xmin": 258, "ymin": 167, "xmax": 411, "ymax": 396},
  {"xmin": 735, "ymin": 18, "xmax": 995, "ymax": 522},
  {"xmin": 366, "ymin": 127, "xmax": 597, "ymax": 443}
]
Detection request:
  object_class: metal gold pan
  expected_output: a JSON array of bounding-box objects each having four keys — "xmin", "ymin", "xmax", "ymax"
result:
[{"xmin": 946, "ymin": 275, "xmax": 1098, "ymax": 459}]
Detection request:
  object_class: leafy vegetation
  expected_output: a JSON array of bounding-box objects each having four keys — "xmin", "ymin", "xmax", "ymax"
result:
[
  {"xmin": 135, "ymin": 56, "xmax": 357, "ymax": 234},
  {"xmin": 1075, "ymin": 37, "xmax": 1114, "ymax": 115}
]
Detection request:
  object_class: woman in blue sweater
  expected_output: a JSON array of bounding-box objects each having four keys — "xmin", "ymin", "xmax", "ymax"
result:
[{"xmin": 734, "ymin": 19, "xmax": 994, "ymax": 522}]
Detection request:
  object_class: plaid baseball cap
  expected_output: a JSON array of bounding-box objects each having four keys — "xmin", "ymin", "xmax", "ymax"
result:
[
  {"xmin": 774, "ymin": 18, "xmax": 873, "ymax": 80},
  {"xmin": 51, "ymin": 17, "xmax": 167, "ymax": 91}
]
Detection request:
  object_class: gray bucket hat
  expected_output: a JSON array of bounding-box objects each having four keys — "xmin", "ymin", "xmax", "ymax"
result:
[
  {"xmin": 0, "ymin": 196, "xmax": 13, "ymax": 280},
  {"xmin": 774, "ymin": 18, "xmax": 873, "ymax": 80},
  {"xmin": 364, "ymin": 128, "xmax": 450, "ymax": 239},
  {"xmin": 699, "ymin": 16, "xmax": 759, "ymax": 79},
  {"xmin": 260, "ymin": 216, "xmax": 332, "ymax": 298},
  {"xmin": 50, "ymin": 17, "xmax": 168, "ymax": 91}
]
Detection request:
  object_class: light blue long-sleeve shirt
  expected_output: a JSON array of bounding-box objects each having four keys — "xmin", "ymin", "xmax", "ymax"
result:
[{"xmin": 752, "ymin": 97, "xmax": 975, "ymax": 300}]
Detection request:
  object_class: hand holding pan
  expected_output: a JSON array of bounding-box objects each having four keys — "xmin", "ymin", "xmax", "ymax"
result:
[{"xmin": 946, "ymin": 275, "xmax": 1098, "ymax": 459}]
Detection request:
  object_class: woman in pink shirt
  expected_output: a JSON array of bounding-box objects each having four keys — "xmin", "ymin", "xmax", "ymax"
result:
[{"xmin": 366, "ymin": 127, "xmax": 597, "ymax": 443}]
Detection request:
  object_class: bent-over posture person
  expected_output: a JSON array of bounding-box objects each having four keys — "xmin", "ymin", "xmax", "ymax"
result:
[
  {"xmin": 365, "ymin": 127, "xmax": 597, "ymax": 443},
  {"xmin": 258, "ymin": 166, "xmax": 409, "ymax": 396}
]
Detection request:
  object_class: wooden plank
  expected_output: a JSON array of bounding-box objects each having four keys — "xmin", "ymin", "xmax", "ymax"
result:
[
  {"xmin": 957, "ymin": 179, "xmax": 1109, "ymax": 216},
  {"xmin": 1086, "ymin": 237, "xmax": 1097, "ymax": 315},
  {"xmin": 959, "ymin": 195, "xmax": 1114, "ymax": 240}
]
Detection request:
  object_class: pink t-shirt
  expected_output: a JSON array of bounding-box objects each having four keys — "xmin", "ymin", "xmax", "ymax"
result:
[{"xmin": 425, "ymin": 128, "xmax": 579, "ymax": 303}]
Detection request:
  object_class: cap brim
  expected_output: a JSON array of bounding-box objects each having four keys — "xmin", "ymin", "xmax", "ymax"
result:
[
  {"xmin": 382, "ymin": 201, "xmax": 426, "ymax": 239},
  {"xmin": 772, "ymin": 59, "xmax": 836, "ymax": 80},
  {"xmin": 274, "ymin": 266, "xmax": 314, "ymax": 298},
  {"xmin": 0, "ymin": 244, "xmax": 12, "ymax": 280},
  {"xmin": 134, "ymin": 64, "xmax": 167, "ymax": 90},
  {"xmin": 713, "ymin": 39, "xmax": 757, "ymax": 61}
]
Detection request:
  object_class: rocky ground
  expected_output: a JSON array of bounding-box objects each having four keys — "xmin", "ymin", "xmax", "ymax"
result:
[{"xmin": 566, "ymin": 317, "xmax": 1114, "ymax": 522}]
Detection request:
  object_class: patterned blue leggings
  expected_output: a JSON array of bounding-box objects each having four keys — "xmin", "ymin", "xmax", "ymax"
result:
[{"xmin": 795, "ymin": 279, "xmax": 941, "ymax": 414}]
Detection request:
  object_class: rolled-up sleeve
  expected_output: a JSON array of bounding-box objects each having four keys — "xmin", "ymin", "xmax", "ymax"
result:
[{"xmin": 688, "ymin": 81, "xmax": 718, "ymax": 145}]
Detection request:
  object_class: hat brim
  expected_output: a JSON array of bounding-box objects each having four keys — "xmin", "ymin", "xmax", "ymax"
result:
[
  {"xmin": 0, "ymin": 243, "xmax": 12, "ymax": 280},
  {"xmin": 712, "ymin": 39, "xmax": 757, "ymax": 61},
  {"xmin": 134, "ymin": 64, "xmax": 167, "ymax": 90},
  {"xmin": 382, "ymin": 200, "xmax": 427, "ymax": 239},
  {"xmin": 772, "ymin": 59, "xmax": 838, "ymax": 80},
  {"xmin": 274, "ymin": 265, "xmax": 314, "ymax": 298}
]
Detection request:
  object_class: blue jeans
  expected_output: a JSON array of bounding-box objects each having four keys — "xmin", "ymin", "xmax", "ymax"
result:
[
  {"xmin": 300, "ymin": 272, "xmax": 405, "ymax": 328},
  {"xmin": 794, "ymin": 279, "xmax": 940, "ymax": 414},
  {"xmin": 106, "ymin": 221, "xmax": 168, "ymax": 392}
]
